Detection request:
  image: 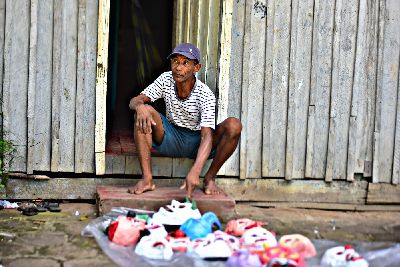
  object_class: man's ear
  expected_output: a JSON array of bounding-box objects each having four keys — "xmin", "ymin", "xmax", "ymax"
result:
[{"xmin": 194, "ymin": 63, "xmax": 202, "ymax": 73}]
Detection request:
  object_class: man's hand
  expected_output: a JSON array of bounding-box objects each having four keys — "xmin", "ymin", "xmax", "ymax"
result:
[
  {"xmin": 181, "ymin": 169, "xmax": 200, "ymax": 198},
  {"xmin": 135, "ymin": 104, "xmax": 156, "ymax": 134},
  {"xmin": 129, "ymin": 95, "xmax": 156, "ymax": 134}
]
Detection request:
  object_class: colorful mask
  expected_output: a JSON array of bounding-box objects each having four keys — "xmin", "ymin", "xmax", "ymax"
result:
[
  {"xmin": 166, "ymin": 230, "xmax": 190, "ymax": 253},
  {"xmin": 279, "ymin": 234, "xmax": 316, "ymax": 258},
  {"xmin": 321, "ymin": 245, "xmax": 369, "ymax": 267},
  {"xmin": 225, "ymin": 218, "xmax": 266, "ymax": 237},
  {"xmin": 241, "ymin": 227, "xmax": 277, "ymax": 250},
  {"xmin": 257, "ymin": 246, "xmax": 305, "ymax": 267},
  {"xmin": 145, "ymin": 223, "xmax": 168, "ymax": 238},
  {"xmin": 187, "ymin": 233, "xmax": 235, "ymax": 259},
  {"xmin": 152, "ymin": 199, "xmax": 201, "ymax": 226},
  {"xmin": 180, "ymin": 212, "xmax": 222, "ymax": 240},
  {"xmin": 135, "ymin": 235, "xmax": 174, "ymax": 260},
  {"xmin": 107, "ymin": 215, "xmax": 145, "ymax": 246},
  {"xmin": 213, "ymin": 230, "xmax": 240, "ymax": 251},
  {"xmin": 226, "ymin": 250, "xmax": 263, "ymax": 267}
]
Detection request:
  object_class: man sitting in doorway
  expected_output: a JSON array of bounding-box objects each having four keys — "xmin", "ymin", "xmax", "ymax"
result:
[{"xmin": 128, "ymin": 43, "xmax": 242, "ymax": 197}]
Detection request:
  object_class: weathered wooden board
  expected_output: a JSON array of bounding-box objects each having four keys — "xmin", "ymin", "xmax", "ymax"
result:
[
  {"xmin": 95, "ymin": 0, "xmax": 110, "ymax": 175},
  {"xmin": 6, "ymin": 177, "xmax": 368, "ymax": 205},
  {"xmin": 172, "ymin": 158, "xmax": 212, "ymax": 178},
  {"xmin": 3, "ymin": 0, "xmax": 30, "ymax": 172},
  {"xmin": 75, "ymin": 0, "xmax": 98, "ymax": 173},
  {"xmin": 367, "ymin": 184, "xmax": 400, "ymax": 204},
  {"xmin": 97, "ymin": 186, "xmax": 236, "ymax": 220},
  {"xmin": 188, "ymin": 0, "xmax": 199, "ymax": 45},
  {"xmin": 285, "ymin": 0, "xmax": 314, "ymax": 179},
  {"xmin": 262, "ymin": 0, "xmax": 291, "ymax": 177},
  {"xmin": 59, "ymin": 0, "xmax": 78, "ymax": 172},
  {"xmin": 217, "ymin": 0, "xmax": 241, "ymax": 176},
  {"xmin": 125, "ymin": 156, "xmax": 173, "ymax": 177},
  {"xmin": 203, "ymin": 0, "xmax": 220, "ymax": 93},
  {"xmin": 27, "ymin": 0, "xmax": 53, "ymax": 174},
  {"xmin": 241, "ymin": 0, "xmax": 266, "ymax": 178},
  {"xmin": 51, "ymin": 0, "xmax": 62, "ymax": 172},
  {"xmin": 325, "ymin": 0, "xmax": 358, "ymax": 181},
  {"xmin": 250, "ymin": 202, "xmax": 400, "ymax": 212},
  {"xmin": 305, "ymin": 0, "xmax": 335, "ymax": 179},
  {"xmin": 393, "ymin": 67, "xmax": 400, "ymax": 184},
  {"xmin": 196, "ymin": 0, "xmax": 210, "ymax": 82},
  {"xmin": 0, "ymin": 0, "xmax": 5, "ymax": 133},
  {"xmin": 239, "ymin": 0, "xmax": 252, "ymax": 179},
  {"xmin": 347, "ymin": 0, "xmax": 379, "ymax": 180},
  {"xmin": 373, "ymin": 0, "xmax": 400, "ymax": 183}
]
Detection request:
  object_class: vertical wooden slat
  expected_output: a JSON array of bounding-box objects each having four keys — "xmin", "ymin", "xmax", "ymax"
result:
[
  {"xmin": 285, "ymin": 0, "xmax": 314, "ymax": 180},
  {"xmin": 204, "ymin": 0, "xmax": 221, "ymax": 93},
  {"xmin": 95, "ymin": 0, "xmax": 110, "ymax": 175},
  {"xmin": 51, "ymin": 0, "xmax": 62, "ymax": 172},
  {"xmin": 262, "ymin": 0, "xmax": 291, "ymax": 177},
  {"xmin": 75, "ymin": 0, "xmax": 98, "ymax": 173},
  {"xmin": 27, "ymin": 0, "xmax": 53, "ymax": 174},
  {"xmin": 27, "ymin": 0, "xmax": 38, "ymax": 175},
  {"xmin": 347, "ymin": 0, "xmax": 379, "ymax": 181},
  {"xmin": 196, "ymin": 0, "xmax": 210, "ymax": 81},
  {"xmin": 393, "ymin": 67, "xmax": 400, "ymax": 184},
  {"xmin": 217, "ymin": 0, "xmax": 241, "ymax": 176},
  {"xmin": 59, "ymin": 0, "xmax": 78, "ymax": 172},
  {"xmin": 240, "ymin": 0, "xmax": 266, "ymax": 178},
  {"xmin": 373, "ymin": 0, "xmax": 400, "ymax": 183},
  {"xmin": 325, "ymin": 0, "xmax": 359, "ymax": 181},
  {"xmin": 0, "ymin": 0, "xmax": 5, "ymax": 133},
  {"xmin": 305, "ymin": 0, "xmax": 335, "ymax": 179},
  {"xmin": 188, "ymin": 0, "xmax": 199, "ymax": 45},
  {"xmin": 239, "ymin": 0, "xmax": 252, "ymax": 179},
  {"xmin": 3, "ymin": 0, "xmax": 30, "ymax": 172},
  {"xmin": 172, "ymin": 0, "xmax": 184, "ymax": 46}
]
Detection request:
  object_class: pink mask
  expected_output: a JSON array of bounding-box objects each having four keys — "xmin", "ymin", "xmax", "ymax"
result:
[
  {"xmin": 225, "ymin": 218, "xmax": 266, "ymax": 237},
  {"xmin": 107, "ymin": 215, "xmax": 145, "ymax": 246},
  {"xmin": 279, "ymin": 234, "xmax": 317, "ymax": 258}
]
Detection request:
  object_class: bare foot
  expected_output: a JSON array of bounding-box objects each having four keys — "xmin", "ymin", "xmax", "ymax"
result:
[
  {"xmin": 204, "ymin": 179, "xmax": 226, "ymax": 195},
  {"xmin": 128, "ymin": 180, "xmax": 155, "ymax": 194}
]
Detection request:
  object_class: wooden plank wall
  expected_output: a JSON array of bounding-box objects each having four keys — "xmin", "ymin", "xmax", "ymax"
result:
[
  {"xmin": 2, "ymin": 0, "xmax": 98, "ymax": 174},
  {"xmin": 0, "ymin": 0, "xmax": 4, "ymax": 133},
  {"xmin": 1, "ymin": 0, "xmax": 399, "ymax": 186},
  {"xmin": 217, "ymin": 0, "xmax": 400, "ymax": 184}
]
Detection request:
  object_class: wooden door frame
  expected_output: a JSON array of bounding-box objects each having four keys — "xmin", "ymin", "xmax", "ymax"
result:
[{"xmin": 95, "ymin": 0, "xmax": 110, "ymax": 175}]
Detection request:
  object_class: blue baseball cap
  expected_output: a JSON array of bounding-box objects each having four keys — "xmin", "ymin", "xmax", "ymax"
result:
[{"xmin": 167, "ymin": 43, "xmax": 201, "ymax": 63}]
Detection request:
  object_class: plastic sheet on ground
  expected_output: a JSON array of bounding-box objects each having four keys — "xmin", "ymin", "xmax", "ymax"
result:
[{"xmin": 82, "ymin": 207, "xmax": 400, "ymax": 267}]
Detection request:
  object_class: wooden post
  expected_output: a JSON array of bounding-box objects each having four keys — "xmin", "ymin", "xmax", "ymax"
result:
[{"xmin": 95, "ymin": 0, "xmax": 110, "ymax": 175}]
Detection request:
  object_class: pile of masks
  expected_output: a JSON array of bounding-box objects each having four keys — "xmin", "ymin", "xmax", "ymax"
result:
[{"xmin": 104, "ymin": 199, "xmax": 369, "ymax": 267}]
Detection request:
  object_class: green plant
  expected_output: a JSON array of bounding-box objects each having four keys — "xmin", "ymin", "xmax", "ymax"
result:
[{"xmin": 0, "ymin": 137, "xmax": 15, "ymax": 188}]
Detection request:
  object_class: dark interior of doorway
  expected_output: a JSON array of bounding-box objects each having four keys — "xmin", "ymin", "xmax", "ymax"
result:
[{"xmin": 106, "ymin": 0, "xmax": 173, "ymax": 155}]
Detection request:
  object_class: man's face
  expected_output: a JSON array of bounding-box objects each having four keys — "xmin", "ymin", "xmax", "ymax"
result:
[{"xmin": 170, "ymin": 54, "xmax": 201, "ymax": 83}]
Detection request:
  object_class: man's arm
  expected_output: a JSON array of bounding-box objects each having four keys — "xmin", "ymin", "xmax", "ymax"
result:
[
  {"xmin": 185, "ymin": 127, "xmax": 213, "ymax": 196},
  {"xmin": 129, "ymin": 94, "xmax": 155, "ymax": 134}
]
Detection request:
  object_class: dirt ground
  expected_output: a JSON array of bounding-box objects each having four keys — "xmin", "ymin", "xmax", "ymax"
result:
[{"xmin": 0, "ymin": 202, "xmax": 399, "ymax": 267}]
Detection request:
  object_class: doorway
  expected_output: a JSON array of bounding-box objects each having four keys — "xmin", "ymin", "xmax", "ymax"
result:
[{"xmin": 106, "ymin": 0, "xmax": 173, "ymax": 155}]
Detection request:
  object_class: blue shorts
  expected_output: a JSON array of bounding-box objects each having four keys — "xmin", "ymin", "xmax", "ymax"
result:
[{"xmin": 153, "ymin": 113, "xmax": 216, "ymax": 159}]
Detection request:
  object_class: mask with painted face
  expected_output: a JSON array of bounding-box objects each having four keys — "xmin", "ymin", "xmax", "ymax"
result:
[
  {"xmin": 225, "ymin": 218, "xmax": 267, "ymax": 237},
  {"xmin": 241, "ymin": 227, "xmax": 277, "ymax": 251},
  {"xmin": 321, "ymin": 245, "xmax": 369, "ymax": 267},
  {"xmin": 107, "ymin": 215, "xmax": 146, "ymax": 246},
  {"xmin": 135, "ymin": 235, "xmax": 174, "ymax": 260},
  {"xmin": 279, "ymin": 234, "xmax": 317, "ymax": 258}
]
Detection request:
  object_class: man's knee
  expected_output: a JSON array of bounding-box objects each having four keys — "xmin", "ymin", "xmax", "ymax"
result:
[{"xmin": 223, "ymin": 117, "xmax": 242, "ymax": 137}]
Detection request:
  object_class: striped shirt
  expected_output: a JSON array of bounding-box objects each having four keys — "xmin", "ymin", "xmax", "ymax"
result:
[{"xmin": 141, "ymin": 71, "xmax": 216, "ymax": 131}]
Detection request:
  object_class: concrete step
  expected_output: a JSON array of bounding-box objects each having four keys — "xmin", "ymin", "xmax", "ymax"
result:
[{"xmin": 96, "ymin": 186, "xmax": 236, "ymax": 221}]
